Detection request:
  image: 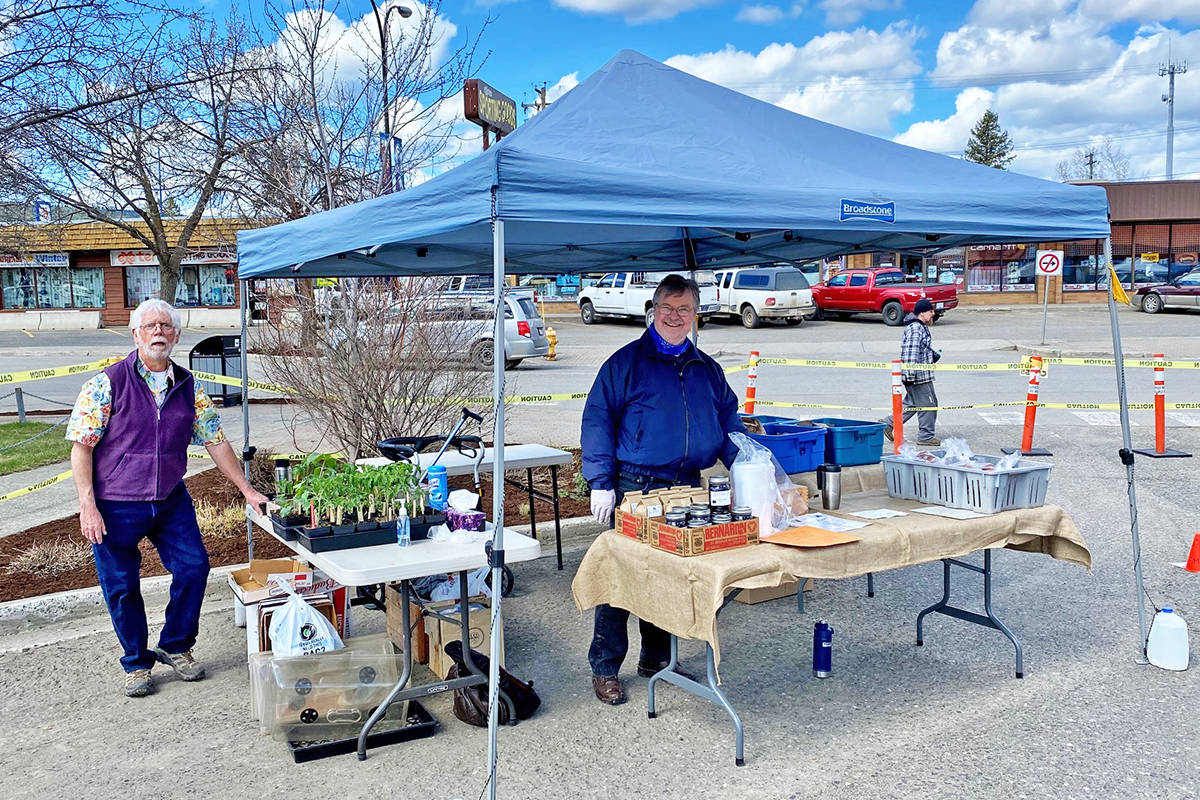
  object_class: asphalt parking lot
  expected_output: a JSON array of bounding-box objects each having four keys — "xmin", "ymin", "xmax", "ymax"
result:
[{"xmin": 0, "ymin": 304, "xmax": 1197, "ymax": 799}]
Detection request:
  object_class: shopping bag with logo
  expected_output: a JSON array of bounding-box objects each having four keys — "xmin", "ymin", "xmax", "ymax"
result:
[{"xmin": 267, "ymin": 576, "xmax": 344, "ymax": 657}]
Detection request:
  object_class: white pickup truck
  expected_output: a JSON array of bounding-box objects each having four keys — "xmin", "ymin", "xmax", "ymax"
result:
[{"xmin": 577, "ymin": 272, "xmax": 719, "ymax": 327}]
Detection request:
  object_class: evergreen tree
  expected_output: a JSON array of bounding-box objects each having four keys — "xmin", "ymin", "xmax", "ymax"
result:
[{"xmin": 963, "ymin": 109, "xmax": 1016, "ymax": 169}]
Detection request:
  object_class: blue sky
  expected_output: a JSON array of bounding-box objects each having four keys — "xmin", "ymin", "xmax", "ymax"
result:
[{"xmin": 331, "ymin": 0, "xmax": 1200, "ymax": 181}]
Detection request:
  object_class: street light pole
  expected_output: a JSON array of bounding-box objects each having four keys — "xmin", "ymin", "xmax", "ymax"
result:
[{"xmin": 369, "ymin": 1, "xmax": 412, "ymax": 194}]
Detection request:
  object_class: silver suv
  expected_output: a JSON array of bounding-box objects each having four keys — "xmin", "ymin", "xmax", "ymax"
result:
[{"xmin": 440, "ymin": 290, "xmax": 550, "ymax": 370}]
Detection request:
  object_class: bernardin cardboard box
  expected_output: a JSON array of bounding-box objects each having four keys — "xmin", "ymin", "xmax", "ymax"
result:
[
  {"xmin": 615, "ymin": 486, "xmax": 708, "ymax": 541},
  {"xmin": 648, "ymin": 518, "xmax": 759, "ymax": 557},
  {"xmin": 425, "ymin": 597, "xmax": 505, "ymax": 681},
  {"xmin": 229, "ymin": 559, "xmax": 313, "ymax": 629}
]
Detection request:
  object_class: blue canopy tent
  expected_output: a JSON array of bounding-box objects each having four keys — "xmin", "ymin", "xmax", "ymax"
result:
[{"xmin": 236, "ymin": 50, "xmax": 1112, "ymax": 792}]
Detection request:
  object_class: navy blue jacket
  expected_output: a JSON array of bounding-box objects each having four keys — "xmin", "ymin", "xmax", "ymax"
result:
[{"xmin": 581, "ymin": 330, "xmax": 745, "ymax": 491}]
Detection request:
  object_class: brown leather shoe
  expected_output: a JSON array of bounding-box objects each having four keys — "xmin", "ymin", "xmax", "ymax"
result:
[
  {"xmin": 591, "ymin": 675, "xmax": 626, "ymax": 705},
  {"xmin": 636, "ymin": 660, "xmax": 698, "ymax": 682}
]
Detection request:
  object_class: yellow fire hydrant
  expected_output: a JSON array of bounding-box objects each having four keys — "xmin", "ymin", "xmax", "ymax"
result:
[{"xmin": 545, "ymin": 326, "xmax": 558, "ymax": 360}]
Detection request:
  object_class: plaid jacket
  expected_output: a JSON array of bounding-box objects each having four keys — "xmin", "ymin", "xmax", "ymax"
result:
[{"xmin": 900, "ymin": 315, "xmax": 935, "ymax": 383}]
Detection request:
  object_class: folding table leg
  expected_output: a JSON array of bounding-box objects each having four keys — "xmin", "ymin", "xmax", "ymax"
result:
[
  {"xmin": 358, "ymin": 580, "xmax": 415, "ymax": 759},
  {"xmin": 550, "ymin": 464, "xmax": 563, "ymax": 570},
  {"xmin": 915, "ymin": 550, "xmax": 1024, "ymax": 678},
  {"xmin": 526, "ymin": 467, "xmax": 538, "ymax": 544}
]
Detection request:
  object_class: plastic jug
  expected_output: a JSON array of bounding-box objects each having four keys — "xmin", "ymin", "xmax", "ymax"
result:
[{"xmin": 1146, "ymin": 608, "xmax": 1189, "ymax": 671}]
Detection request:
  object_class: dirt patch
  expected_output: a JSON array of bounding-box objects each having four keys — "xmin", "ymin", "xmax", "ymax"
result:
[{"xmin": 0, "ymin": 449, "xmax": 590, "ymax": 604}]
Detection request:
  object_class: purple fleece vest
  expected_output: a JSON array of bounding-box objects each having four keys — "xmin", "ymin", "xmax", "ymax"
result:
[{"xmin": 92, "ymin": 351, "xmax": 195, "ymax": 502}]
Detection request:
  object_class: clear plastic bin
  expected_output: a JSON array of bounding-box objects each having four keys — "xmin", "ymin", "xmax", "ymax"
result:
[{"xmin": 881, "ymin": 451, "xmax": 1052, "ymax": 514}]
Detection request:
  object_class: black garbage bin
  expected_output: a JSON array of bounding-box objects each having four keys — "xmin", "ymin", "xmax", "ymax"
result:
[{"xmin": 189, "ymin": 335, "xmax": 243, "ymax": 406}]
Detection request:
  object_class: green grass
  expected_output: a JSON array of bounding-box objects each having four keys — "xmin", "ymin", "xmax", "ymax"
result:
[{"xmin": 0, "ymin": 421, "xmax": 73, "ymax": 477}]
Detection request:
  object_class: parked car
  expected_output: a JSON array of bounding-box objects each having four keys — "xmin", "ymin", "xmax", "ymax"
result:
[
  {"xmin": 577, "ymin": 271, "xmax": 719, "ymax": 326},
  {"xmin": 711, "ymin": 267, "xmax": 814, "ymax": 328},
  {"xmin": 811, "ymin": 267, "xmax": 958, "ymax": 325},
  {"xmin": 1135, "ymin": 269, "xmax": 1200, "ymax": 314},
  {"xmin": 333, "ymin": 290, "xmax": 549, "ymax": 370}
]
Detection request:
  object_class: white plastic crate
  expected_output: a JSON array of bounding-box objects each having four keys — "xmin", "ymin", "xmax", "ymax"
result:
[{"xmin": 881, "ymin": 452, "xmax": 1052, "ymax": 514}]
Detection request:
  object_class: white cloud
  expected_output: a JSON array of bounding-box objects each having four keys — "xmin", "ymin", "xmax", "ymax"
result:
[
  {"xmin": 545, "ymin": 73, "xmax": 580, "ymax": 103},
  {"xmin": 736, "ymin": 3, "xmax": 806, "ymax": 23},
  {"xmin": 933, "ymin": 14, "xmax": 1121, "ymax": 83},
  {"xmin": 967, "ymin": 0, "xmax": 1200, "ymax": 28},
  {"xmin": 894, "ymin": 87, "xmax": 994, "ymax": 154},
  {"xmin": 819, "ymin": 0, "xmax": 902, "ymax": 27},
  {"xmin": 665, "ymin": 23, "xmax": 921, "ymax": 134},
  {"xmin": 737, "ymin": 4, "xmax": 787, "ymax": 23},
  {"xmin": 551, "ymin": 0, "xmax": 720, "ymax": 23}
]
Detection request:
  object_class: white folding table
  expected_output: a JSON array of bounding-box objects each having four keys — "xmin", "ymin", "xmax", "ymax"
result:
[
  {"xmin": 359, "ymin": 443, "xmax": 574, "ymax": 569},
  {"xmin": 247, "ymin": 504, "xmax": 541, "ymax": 759}
]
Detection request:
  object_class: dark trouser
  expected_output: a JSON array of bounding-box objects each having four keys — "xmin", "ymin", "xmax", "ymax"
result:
[
  {"xmin": 93, "ymin": 483, "xmax": 210, "ymax": 672},
  {"xmin": 588, "ymin": 469, "xmax": 699, "ymax": 677},
  {"xmin": 901, "ymin": 381, "xmax": 938, "ymax": 440}
]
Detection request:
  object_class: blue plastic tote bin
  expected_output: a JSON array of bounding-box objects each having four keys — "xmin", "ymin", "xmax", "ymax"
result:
[
  {"xmin": 809, "ymin": 418, "xmax": 888, "ymax": 467},
  {"xmin": 740, "ymin": 414, "xmax": 803, "ymax": 428},
  {"xmin": 747, "ymin": 423, "xmax": 826, "ymax": 474}
]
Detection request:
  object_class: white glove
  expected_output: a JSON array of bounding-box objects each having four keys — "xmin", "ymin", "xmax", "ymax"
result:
[{"xmin": 590, "ymin": 489, "xmax": 616, "ymax": 526}]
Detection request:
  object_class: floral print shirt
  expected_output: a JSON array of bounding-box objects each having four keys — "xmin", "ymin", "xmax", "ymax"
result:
[{"xmin": 65, "ymin": 358, "xmax": 226, "ymax": 448}]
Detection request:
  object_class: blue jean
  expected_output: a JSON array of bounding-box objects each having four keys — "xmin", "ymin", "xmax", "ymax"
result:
[
  {"xmin": 588, "ymin": 469, "xmax": 699, "ymax": 677},
  {"xmin": 93, "ymin": 482, "xmax": 210, "ymax": 672}
]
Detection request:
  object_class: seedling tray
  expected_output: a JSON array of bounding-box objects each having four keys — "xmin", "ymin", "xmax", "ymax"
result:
[
  {"xmin": 286, "ymin": 700, "xmax": 437, "ymax": 763},
  {"xmin": 290, "ymin": 512, "xmax": 447, "ymax": 552}
]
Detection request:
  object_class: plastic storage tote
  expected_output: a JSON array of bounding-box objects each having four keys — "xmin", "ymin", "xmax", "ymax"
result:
[
  {"xmin": 880, "ymin": 451, "xmax": 1052, "ymax": 514},
  {"xmin": 809, "ymin": 418, "xmax": 888, "ymax": 467},
  {"xmin": 740, "ymin": 414, "xmax": 804, "ymax": 428},
  {"xmin": 747, "ymin": 423, "xmax": 826, "ymax": 474}
]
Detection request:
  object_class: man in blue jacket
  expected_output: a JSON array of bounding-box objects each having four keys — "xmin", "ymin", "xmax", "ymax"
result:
[{"xmin": 580, "ymin": 273, "xmax": 745, "ymax": 705}]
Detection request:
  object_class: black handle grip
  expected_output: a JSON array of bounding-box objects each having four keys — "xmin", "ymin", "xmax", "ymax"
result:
[{"xmin": 463, "ymin": 407, "xmax": 484, "ymax": 423}]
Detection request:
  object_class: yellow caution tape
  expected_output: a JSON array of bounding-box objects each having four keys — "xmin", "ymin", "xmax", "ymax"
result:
[
  {"xmin": 0, "ymin": 357, "xmax": 122, "ymax": 386},
  {"xmin": 0, "ymin": 470, "xmax": 73, "ymax": 502},
  {"xmin": 191, "ymin": 371, "xmax": 291, "ymax": 394}
]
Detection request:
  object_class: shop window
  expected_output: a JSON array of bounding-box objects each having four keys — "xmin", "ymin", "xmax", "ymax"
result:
[
  {"xmin": 1, "ymin": 268, "xmax": 36, "ymax": 309},
  {"xmin": 966, "ymin": 244, "xmax": 1033, "ymax": 292},
  {"xmin": 1133, "ymin": 224, "xmax": 1170, "ymax": 286},
  {"xmin": 930, "ymin": 248, "xmax": 964, "ymax": 290},
  {"xmin": 1168, "ymin": 223, "xmax": 1200, "ymax": 280},
  {"xmin": 198, "ymin": 265, "xmax": 235, "ymax": 306},
  {"xmin": 1062, "ymin": 240, "xmax": 1102, "ymax": 291},
  {"xmin": 70, "ymin": 268, "xmax": 106, "ymax": 307},
  {"xmin": 125, "ymin": 264, "xmax": 235, "ymax": 307}
]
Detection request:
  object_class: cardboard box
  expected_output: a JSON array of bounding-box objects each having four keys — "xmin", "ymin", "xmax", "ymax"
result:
[
  {"xmin": 384, "ymin": 583, "xmax": 429, "ymax": 664},
  {"xmin": 310, "ymin": 568, "xmax": 351, "ymax": 640},
  {"xmin": 425, "ymin": 597, "xmax": 505, "ymax": 681},
  {"xmin": 229, "ymin": 559, "xmax": 313, "ymax": 606},
  {"xmin": 254, "ymin": 594, "xmax": 339, "ymax": 654},
  {"xmin": 648, "ymin": 517, "xmax": 760, "ymax": 557},
  {"xmin": 733, "ymin": 578, "xmax": 813, "ymax": 604},
  {"xmin": 616, "ymin": 486, "xmax": 709, "ymax": 541}
]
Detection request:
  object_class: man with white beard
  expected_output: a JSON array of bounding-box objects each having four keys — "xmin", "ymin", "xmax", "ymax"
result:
[{"xmin": 67, "ymin": 299, "xmax": 269, "ymax": 697}]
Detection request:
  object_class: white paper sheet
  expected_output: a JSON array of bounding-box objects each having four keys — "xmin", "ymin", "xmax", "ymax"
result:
[
  {"xmin": 912, "ymin": 506, "xmax": 989, "ymax": 520},
  {"xmin": 850, "ymin": 508, "xmax": 908, "ymax": 520},
  {"xmin": 789, "ymin": 513, "xmax": 871, "ymax": 532}
]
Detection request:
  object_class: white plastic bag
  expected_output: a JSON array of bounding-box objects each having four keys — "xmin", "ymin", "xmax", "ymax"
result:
[
  {"xmin": 429, "ymin": 568, "xmax": 493, "ymax": 602},
  {"xmin": 267, "ymin": 577, "xmax": 344, "ymax": 657},
  {"xmin": 728, "ymin": 432, "xmax": 808, "ymax": 535},
  {"xmin": 939, "ymin": 437, "xmax": 975, "ymax": 466}
]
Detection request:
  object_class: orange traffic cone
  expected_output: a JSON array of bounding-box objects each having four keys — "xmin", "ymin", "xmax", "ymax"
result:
[{"xmin": 1186, "ymin": 533, "xmax": 1200, "ymax": 573}]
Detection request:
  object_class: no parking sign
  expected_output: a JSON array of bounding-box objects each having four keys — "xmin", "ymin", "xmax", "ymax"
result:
[{"xmin": 1036, "ymin": 250, "xmax": 1063, "ymax": 277}]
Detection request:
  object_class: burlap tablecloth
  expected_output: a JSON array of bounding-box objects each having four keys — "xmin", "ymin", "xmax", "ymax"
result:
[{"xmin": 572, "ymin": 490, "xmax": 1090, "ymax": 673}]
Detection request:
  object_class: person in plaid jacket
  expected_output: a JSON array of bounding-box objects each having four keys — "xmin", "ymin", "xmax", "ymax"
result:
[{"xmin": 883, "ymin": 298, "xmax": 941, "ymax": 446}]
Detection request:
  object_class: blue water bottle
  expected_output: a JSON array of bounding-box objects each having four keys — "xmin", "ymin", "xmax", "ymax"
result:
[
  {"xmin": 813, "ymin": 620, "xmax": 833, "ymax": 678},
  {"xmin": 427, "ymin": 465, "xmax": 448, "ymax": 511}
]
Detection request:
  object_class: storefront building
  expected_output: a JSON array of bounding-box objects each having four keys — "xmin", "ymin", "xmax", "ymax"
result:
[
  {"xmin": 840, "ymin": 180, "xmax": 1198, "ymax": 305},
  {"xmin": 0, "ymin": 219, "xmax": 248, "ymax": 328}
]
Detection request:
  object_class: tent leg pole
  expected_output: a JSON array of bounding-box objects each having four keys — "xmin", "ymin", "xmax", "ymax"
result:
[
  {"xmin": 240, "ymin": 279, "xmax": 253, "ymax": 561},
  {"xmin": 486, "ymin": 207, "xmax": 506, "ymax": 800},
  {"xmin": 1106, "ymin": 236, "xmax": 1149, "ymax": 662}
]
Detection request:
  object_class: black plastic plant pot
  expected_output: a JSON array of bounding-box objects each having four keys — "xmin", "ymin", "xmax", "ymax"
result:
[
  {"xmin": 355, "ymin": 520, "xmax": 381, "ymax": 532},
  {"xmin": 270, "ymin": 514, "xmax": 310, "ymax": 541},
  {"xmin": 330, "ymin": 523, "xmax": 357, "ymax": 537},
  {"xmin": 410, "ymin": 512, "xmax": 447, "ymax": 541},
  {"xmin": 305, "ymin": 526, "xmax": 333, "ymax": 538}
]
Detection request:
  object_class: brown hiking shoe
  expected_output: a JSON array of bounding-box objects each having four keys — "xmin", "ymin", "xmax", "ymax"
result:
[
  {"xmin": 154, "ymin": 648, "xmax": 206, "ymax": 681},
  {"xmin": 591, "ymin": 675, "xmax": 626, "ymax": 705},
  {"xmin": 124, "ymin": 669, "xmax": 154, "ymax": 697},
  {"xmin": 916, "ymin": 438, "xmax": 941, "ymax": 447},
  {"xmin": 883, "ymin": 426, "xmax": 895, "ymax": 442}
]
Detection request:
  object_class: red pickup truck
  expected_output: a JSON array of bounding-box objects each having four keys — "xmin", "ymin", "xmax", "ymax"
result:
[{"xmin": 811, "ymin": 268, "xmax": 958, "ymax": 326}]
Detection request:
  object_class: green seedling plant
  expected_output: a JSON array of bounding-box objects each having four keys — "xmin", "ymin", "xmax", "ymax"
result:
[{"xmin": 278, "ymin": 454, "xmax": 428, "ymax": 528}]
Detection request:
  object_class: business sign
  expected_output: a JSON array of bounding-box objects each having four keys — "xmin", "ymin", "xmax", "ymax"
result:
[
  {"xmin": 839, "ymin": 199, "xmax": 895, "ymax": 224},
  {"xmin": 1035, "ymin": 250, "xmax": 1063, "ymax": 276},
  {"xmin": 463, "ymin": 79, "xmax": 516, "ymax": 135},
  {"xmin": 1140, "ymin": 252, "xmax": 1160, "ymax": 263},
  {"xmin": 110, "ymin": 247, "xmax": 235, "ymax": 267},
  {"xmin": 0, "ymin": 251, "xmax": 68, "ymax": 267}
]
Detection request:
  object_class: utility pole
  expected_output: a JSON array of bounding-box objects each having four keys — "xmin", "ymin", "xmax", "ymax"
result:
[
  {"xmin": 521, "ymin": 82, "xmax": 549, "ymax": 118},
  {"xmin": 1159, "ymin": 56, "xmax": 1188, "ymax": 180},
  {"xmin": 1085, "ymin": 151, "xmax": 1096, "ymax": 180}
]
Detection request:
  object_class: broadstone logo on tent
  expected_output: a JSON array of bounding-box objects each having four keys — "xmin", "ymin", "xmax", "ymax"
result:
[{"xmin": 840, "ymin": 199, "xmax": 895, "ymax": 224}]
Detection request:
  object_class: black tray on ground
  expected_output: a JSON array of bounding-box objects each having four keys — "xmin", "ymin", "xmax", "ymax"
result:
[{"xmin": 286, "ymin": 700, "xmax": 438, "ymax": 763}]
